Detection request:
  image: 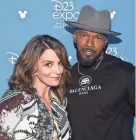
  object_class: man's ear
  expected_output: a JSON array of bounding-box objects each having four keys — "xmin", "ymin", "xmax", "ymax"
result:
[
  {"xmin": 103, "ymin": 38, "xmax": 108, "ymax": 51},
  {"xmin": 104, "ymin": 38, "xmax": 108, "ymax": 46}
]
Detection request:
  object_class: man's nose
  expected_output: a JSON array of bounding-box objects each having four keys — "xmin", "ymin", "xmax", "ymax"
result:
[{"xmin": 86, "ymin": 36, "xmax": 95, "ymax": 47}]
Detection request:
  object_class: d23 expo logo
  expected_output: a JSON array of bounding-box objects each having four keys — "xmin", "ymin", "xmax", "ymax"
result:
[
  {"xmin": 51, "ymin": 0, "xmax": 79, "ymax": 28},
  {"xmin": 106, "ymin": 46, "xmax": 128, "ymax": 61}
]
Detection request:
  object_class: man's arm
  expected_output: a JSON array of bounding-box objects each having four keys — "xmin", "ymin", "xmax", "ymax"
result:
[{"xmin": 125, "ymin": 68, "xmax": 135, "ymax": 115}]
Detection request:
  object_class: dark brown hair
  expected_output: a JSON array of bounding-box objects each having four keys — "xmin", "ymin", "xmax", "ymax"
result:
[{"xmin": 9, "ymin": 35, "xmax": 71, "ymax": 102}]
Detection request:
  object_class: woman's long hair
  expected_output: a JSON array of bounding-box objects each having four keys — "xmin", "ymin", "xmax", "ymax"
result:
[{"xmin": 9, "ymin": 35, "xmax": 71, "ymax": 102}]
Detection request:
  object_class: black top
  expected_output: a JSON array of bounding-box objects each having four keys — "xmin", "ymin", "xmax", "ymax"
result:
[{"xmin": 66, "ymin": 54, "xmax": 135, "ymax": 140}]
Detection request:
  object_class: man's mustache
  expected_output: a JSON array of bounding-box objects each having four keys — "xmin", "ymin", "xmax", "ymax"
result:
[{"xmin": 81, "ymin": 47, "xmax": 97, "ymax": 54}]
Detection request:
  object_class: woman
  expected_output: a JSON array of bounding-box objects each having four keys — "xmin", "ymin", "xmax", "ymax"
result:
[{"xmin": 0, "ymin": 35, "xmax": 71, "ymax": 140}]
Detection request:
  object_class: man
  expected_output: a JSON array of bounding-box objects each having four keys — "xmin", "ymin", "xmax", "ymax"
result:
[{"xmin": 65, "ymin": 5, "xmax": 135, "ymax": 140}]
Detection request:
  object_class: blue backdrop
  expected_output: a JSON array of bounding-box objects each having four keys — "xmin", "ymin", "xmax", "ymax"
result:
[{"xmin": 0, "ymin": 0, "xmax": 135, "ymax": 138}]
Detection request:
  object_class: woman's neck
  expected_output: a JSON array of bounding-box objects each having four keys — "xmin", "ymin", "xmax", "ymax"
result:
[{"xmin": 34, "ymin": 82, "xmax": 52, "ymax": 112}]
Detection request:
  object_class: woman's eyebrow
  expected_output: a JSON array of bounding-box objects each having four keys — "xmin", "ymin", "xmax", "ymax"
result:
[{"xmin": 42, "ymin": 60, "xmax": 53, "ymax": 63}]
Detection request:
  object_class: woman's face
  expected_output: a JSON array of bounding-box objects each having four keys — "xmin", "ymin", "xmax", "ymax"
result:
[{"xmin": 34, "ymin": 49, "xmax": 64, "ymax": 88}]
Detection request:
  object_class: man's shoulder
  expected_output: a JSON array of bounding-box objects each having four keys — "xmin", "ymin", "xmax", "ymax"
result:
[
  {"xmin": 105, "ymin": 54, "xmax": 135, "ymax": 72},
  {"xmin": 71, "ymin": 63, "xmax": 78, "ymax": 70}
]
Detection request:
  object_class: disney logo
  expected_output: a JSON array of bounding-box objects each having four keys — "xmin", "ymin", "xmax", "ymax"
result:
[{"xmin": 7, "ymin": 52, "xmax": 19, "ymax": 65}]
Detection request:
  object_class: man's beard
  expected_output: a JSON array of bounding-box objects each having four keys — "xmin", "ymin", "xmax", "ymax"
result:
[{"xmin": 77, "ymin": 47, "xmax": 103, "ymax": 66}]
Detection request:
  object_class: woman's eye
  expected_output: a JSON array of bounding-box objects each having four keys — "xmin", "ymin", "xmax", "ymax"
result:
[{"xmin": 45, "ymin": 63, "xmax": 52, "ymax": 67}]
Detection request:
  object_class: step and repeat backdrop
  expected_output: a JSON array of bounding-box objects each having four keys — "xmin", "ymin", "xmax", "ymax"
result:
[{"xmin": 0, "ymin": 0, "xmax": 135, "ymax": 137}]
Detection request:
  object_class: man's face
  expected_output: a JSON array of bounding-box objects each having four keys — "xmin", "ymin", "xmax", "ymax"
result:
[{"xmin": 74, "ymin": 30, "xmax": 108, "ymax": 66}]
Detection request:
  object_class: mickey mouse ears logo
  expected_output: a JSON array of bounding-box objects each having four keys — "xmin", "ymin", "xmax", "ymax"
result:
[
  {"xmin": 18, "ymin": 10, "xmax": 28, "ymax": 19},
  {"xmin": 110, "ymin": 11, "xmax": 116, "ymax": 19}
]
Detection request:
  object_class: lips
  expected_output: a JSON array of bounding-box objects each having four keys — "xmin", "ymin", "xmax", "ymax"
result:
[
  {"xmin": 83, "ymin": 48, "xmax": 95, "ymax": 52},
  {"xmin": 85, "ymin": 50, "xmax": 93, "ymax": 55},
  {"xmin": 83, "ymin": 50, "xmax": 95, "ymax": 57},
  {"xmin": 51, "ymin": 77, "xmax": 61, "ymax": 80}
]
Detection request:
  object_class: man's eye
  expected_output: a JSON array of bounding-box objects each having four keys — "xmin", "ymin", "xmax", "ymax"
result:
[
  {"xmin": 81, "ymin": 34, "xmax": 87, "ymax": 37},
  {"xmin": 79, "ymin": 32, "xmax": 87, "ymax": 37},
  {"xmin": 96, "ymin": 36, "xmax": 103, "ymax": 40},
  {"xmin": 97, "ymin": 36, "xmax": 101, "ymax": 39}
]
